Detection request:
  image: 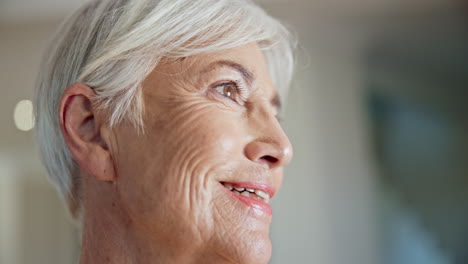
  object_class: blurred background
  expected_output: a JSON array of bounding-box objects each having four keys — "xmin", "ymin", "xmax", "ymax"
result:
[{"xmin": 1, "ymin": 0, "xmax": 467, "ymax": 263}]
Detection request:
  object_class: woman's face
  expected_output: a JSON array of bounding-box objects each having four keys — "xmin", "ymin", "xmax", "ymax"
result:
[{"xmin": 110, "ymin": 43, "xmax": 293, "ymax": 263}]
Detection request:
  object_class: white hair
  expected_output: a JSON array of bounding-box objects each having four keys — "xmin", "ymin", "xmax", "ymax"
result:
[{"xmin": 34, "ymin": 0, "xmax": 295, "ymax": 219}]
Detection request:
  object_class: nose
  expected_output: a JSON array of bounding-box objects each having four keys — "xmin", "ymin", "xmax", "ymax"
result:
[{"xmin": 244, "ymin": 114, "xmax": 293, "ymax": 169}]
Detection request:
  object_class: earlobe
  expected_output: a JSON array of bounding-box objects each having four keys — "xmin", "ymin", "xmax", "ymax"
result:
[{"xmin": 59, "ymin": 83, "xmax": 116, "ymax": 182}]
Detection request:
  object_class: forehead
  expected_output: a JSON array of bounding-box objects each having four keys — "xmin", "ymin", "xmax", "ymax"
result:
[{"xmin": 193, "ymin": 43, "xmax": 266, "ymax": 69}]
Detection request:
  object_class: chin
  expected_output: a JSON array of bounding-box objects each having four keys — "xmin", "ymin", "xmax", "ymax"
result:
[
  {"xmin": 226, "ymin": 235, "xmax": 273, "ymax": 264},
  {"xmin": 249, "ymin": 239, "xmax": 272, "ymax": 264},
  {"xmin": 241, "ymin": 240, "xmax": 271, "ymax": 264}
]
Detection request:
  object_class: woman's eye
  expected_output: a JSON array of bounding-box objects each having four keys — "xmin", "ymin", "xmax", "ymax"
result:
[{"xmin": 213, "ymin": 82, "xmax": 239, "ymax": 102}]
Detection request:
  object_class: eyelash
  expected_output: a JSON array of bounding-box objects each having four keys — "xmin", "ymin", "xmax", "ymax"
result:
[
  {"xmin": 211, "ymin": 80, "xmax": 248, "ymax": 105},
  {"xmin": 211, "ymin": 81, "xmax": 284, "ymax": 123}
]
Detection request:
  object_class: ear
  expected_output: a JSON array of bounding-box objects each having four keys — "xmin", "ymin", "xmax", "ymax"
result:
[{"xmin": 59, "ymin": 83, "xmax": 115, "ymax": 182}]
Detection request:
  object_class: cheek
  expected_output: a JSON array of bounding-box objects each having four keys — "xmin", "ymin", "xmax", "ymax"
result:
[
  {"xmin": 160, "ymin": 102, "xmax": 244, "ymax": 174},
  {"xmin": 112, "ymin": 101, "xmax": 245, "ymax": 239}
]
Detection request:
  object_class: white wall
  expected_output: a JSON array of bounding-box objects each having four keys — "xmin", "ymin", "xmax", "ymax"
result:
[
  {"xmin": 0, "ymin": 156, "xmax": 20, "ymax": 264},
  {"xmin": 0, "ymin": 152, "xmax": 79, "ymax": 264}
]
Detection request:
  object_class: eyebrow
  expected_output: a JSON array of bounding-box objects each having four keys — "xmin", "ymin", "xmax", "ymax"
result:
[
  {"xmin": 202, "ymin": 59, "xmax": 282, "ymax": 111},
  {"xmin": 204, "ymin": 60, "xmax": 255, "ymax": 86}
]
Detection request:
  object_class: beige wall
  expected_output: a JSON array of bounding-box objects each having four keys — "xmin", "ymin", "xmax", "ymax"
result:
[{"xmin": 0, "ymin": 22, "xmax": 80, "ymax": 264}]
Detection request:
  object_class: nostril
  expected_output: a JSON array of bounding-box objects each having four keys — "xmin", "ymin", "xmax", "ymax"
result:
[
  {"xmin": 244, "ymin": 140, "xmax": 291, "ymax": 168},
  {"xmin": 262, "ymin": 155, "xmax": 278, "ymax": 164}
]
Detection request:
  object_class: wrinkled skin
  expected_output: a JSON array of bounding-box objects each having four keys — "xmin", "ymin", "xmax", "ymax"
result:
[{"xmin": 62, "ymin": 43, "xmax": 293, "ymax": 264}]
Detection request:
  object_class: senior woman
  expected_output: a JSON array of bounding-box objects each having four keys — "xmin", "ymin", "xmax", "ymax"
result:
[{"xmin": 34, "ymin": 0, "xmax": 295, "ymax": 263}]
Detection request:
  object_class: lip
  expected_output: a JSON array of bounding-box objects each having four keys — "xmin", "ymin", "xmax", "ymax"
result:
[{"xmin": 220, "ymin": 181, "xmax": 276, "ymax": 216}]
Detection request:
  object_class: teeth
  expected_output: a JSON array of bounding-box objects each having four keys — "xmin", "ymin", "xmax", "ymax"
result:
[
  {"xmin": 240, "ymin": 191, "xmax": 252, "ymax": 197},
  {"xmin": 222, "ymin": 183, "xmax": 271, "ymax": 203},
  {"xmin": 255, "ymin": 190, "xmax": 270, "ymax": 201}
]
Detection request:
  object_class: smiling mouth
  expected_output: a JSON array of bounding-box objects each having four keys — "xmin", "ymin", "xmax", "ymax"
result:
[{"xmin": 220, "ymin": 182, "xmax": 271, "ymax": 203}]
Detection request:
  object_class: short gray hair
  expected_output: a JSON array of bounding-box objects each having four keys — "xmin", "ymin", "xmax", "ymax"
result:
[{"xmin": 34, "ymin": 0, "xmax": 295, "ymax": 219}]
